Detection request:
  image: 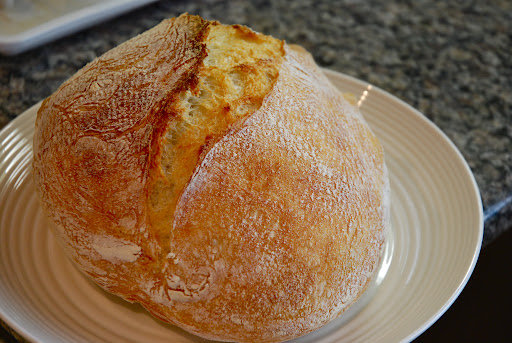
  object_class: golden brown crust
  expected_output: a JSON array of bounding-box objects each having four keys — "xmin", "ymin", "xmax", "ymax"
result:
[
  {"xmin": 140, "ymin": 44, "xmax": 388, "ymax": 342},
  {"xmin": 33, "ymin": 14, "xmax": 214, "ymax": 296},
  {"xmin": 33, "ymin": 14, "xmax": 389, "ymax": 343}
]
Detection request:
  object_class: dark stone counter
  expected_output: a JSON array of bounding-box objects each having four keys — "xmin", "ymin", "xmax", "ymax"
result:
[{"xmin": 0, "ymin": 0, "xmax": 510, "ymax": 341}]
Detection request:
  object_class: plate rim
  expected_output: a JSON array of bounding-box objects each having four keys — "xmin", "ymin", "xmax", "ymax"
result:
[{"xmin": 326, "ymin": 69, "xmax": 483, "ymax": 341}]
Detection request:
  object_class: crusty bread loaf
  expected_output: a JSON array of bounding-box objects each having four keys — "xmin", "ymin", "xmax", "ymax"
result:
[{"xmin": 33, "ymin": 13, "xmax": 389, "ymax": 343}]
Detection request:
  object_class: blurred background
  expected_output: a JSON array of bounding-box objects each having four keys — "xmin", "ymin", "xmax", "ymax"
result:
[{"xmin": 1, "ymin": 0, "xmax": 510, "ymax": 342}]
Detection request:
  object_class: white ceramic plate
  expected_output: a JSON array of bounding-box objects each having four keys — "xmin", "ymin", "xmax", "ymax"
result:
[
  {"xmin": 0, "ymin": 0, "xmax": 157, "ymax": 55},
  {"xmin": 0, "ymin": 70, "xmax": 483, "ymax": 343}
]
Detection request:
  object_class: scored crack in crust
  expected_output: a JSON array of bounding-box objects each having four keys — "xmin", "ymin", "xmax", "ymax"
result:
[{"xmin": 33, "ymin": 13, "xmax": 389, "ymax": 343}]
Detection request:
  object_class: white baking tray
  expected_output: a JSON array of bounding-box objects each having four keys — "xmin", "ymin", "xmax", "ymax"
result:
[{"xmin": 0, "ymin": 0, "xmax": 158, "ymax": 55}]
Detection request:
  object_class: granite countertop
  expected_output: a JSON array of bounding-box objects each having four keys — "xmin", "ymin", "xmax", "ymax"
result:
[{"xmin": 0, "ymin": 0, "xmax": 510, "ymax": 342}]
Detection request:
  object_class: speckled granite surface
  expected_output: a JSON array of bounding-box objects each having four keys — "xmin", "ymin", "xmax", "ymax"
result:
[{"xmin": 0, "ymin": 0, "xmax": 510, "ymax": 341}]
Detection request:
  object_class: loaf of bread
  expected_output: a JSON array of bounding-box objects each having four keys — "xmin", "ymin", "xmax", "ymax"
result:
[{"xmin": 33, "ymin": 13, "xmax": 389, "ymax": 343}]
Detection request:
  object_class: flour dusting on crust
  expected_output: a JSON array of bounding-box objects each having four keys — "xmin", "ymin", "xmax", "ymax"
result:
[
  {"xmin": 157, "ymin": 44, "xmax": 387, "ymax": 342},
  {"xmin": 91, "ymin": 235, "xmax": 142, "ymax": 263}
]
